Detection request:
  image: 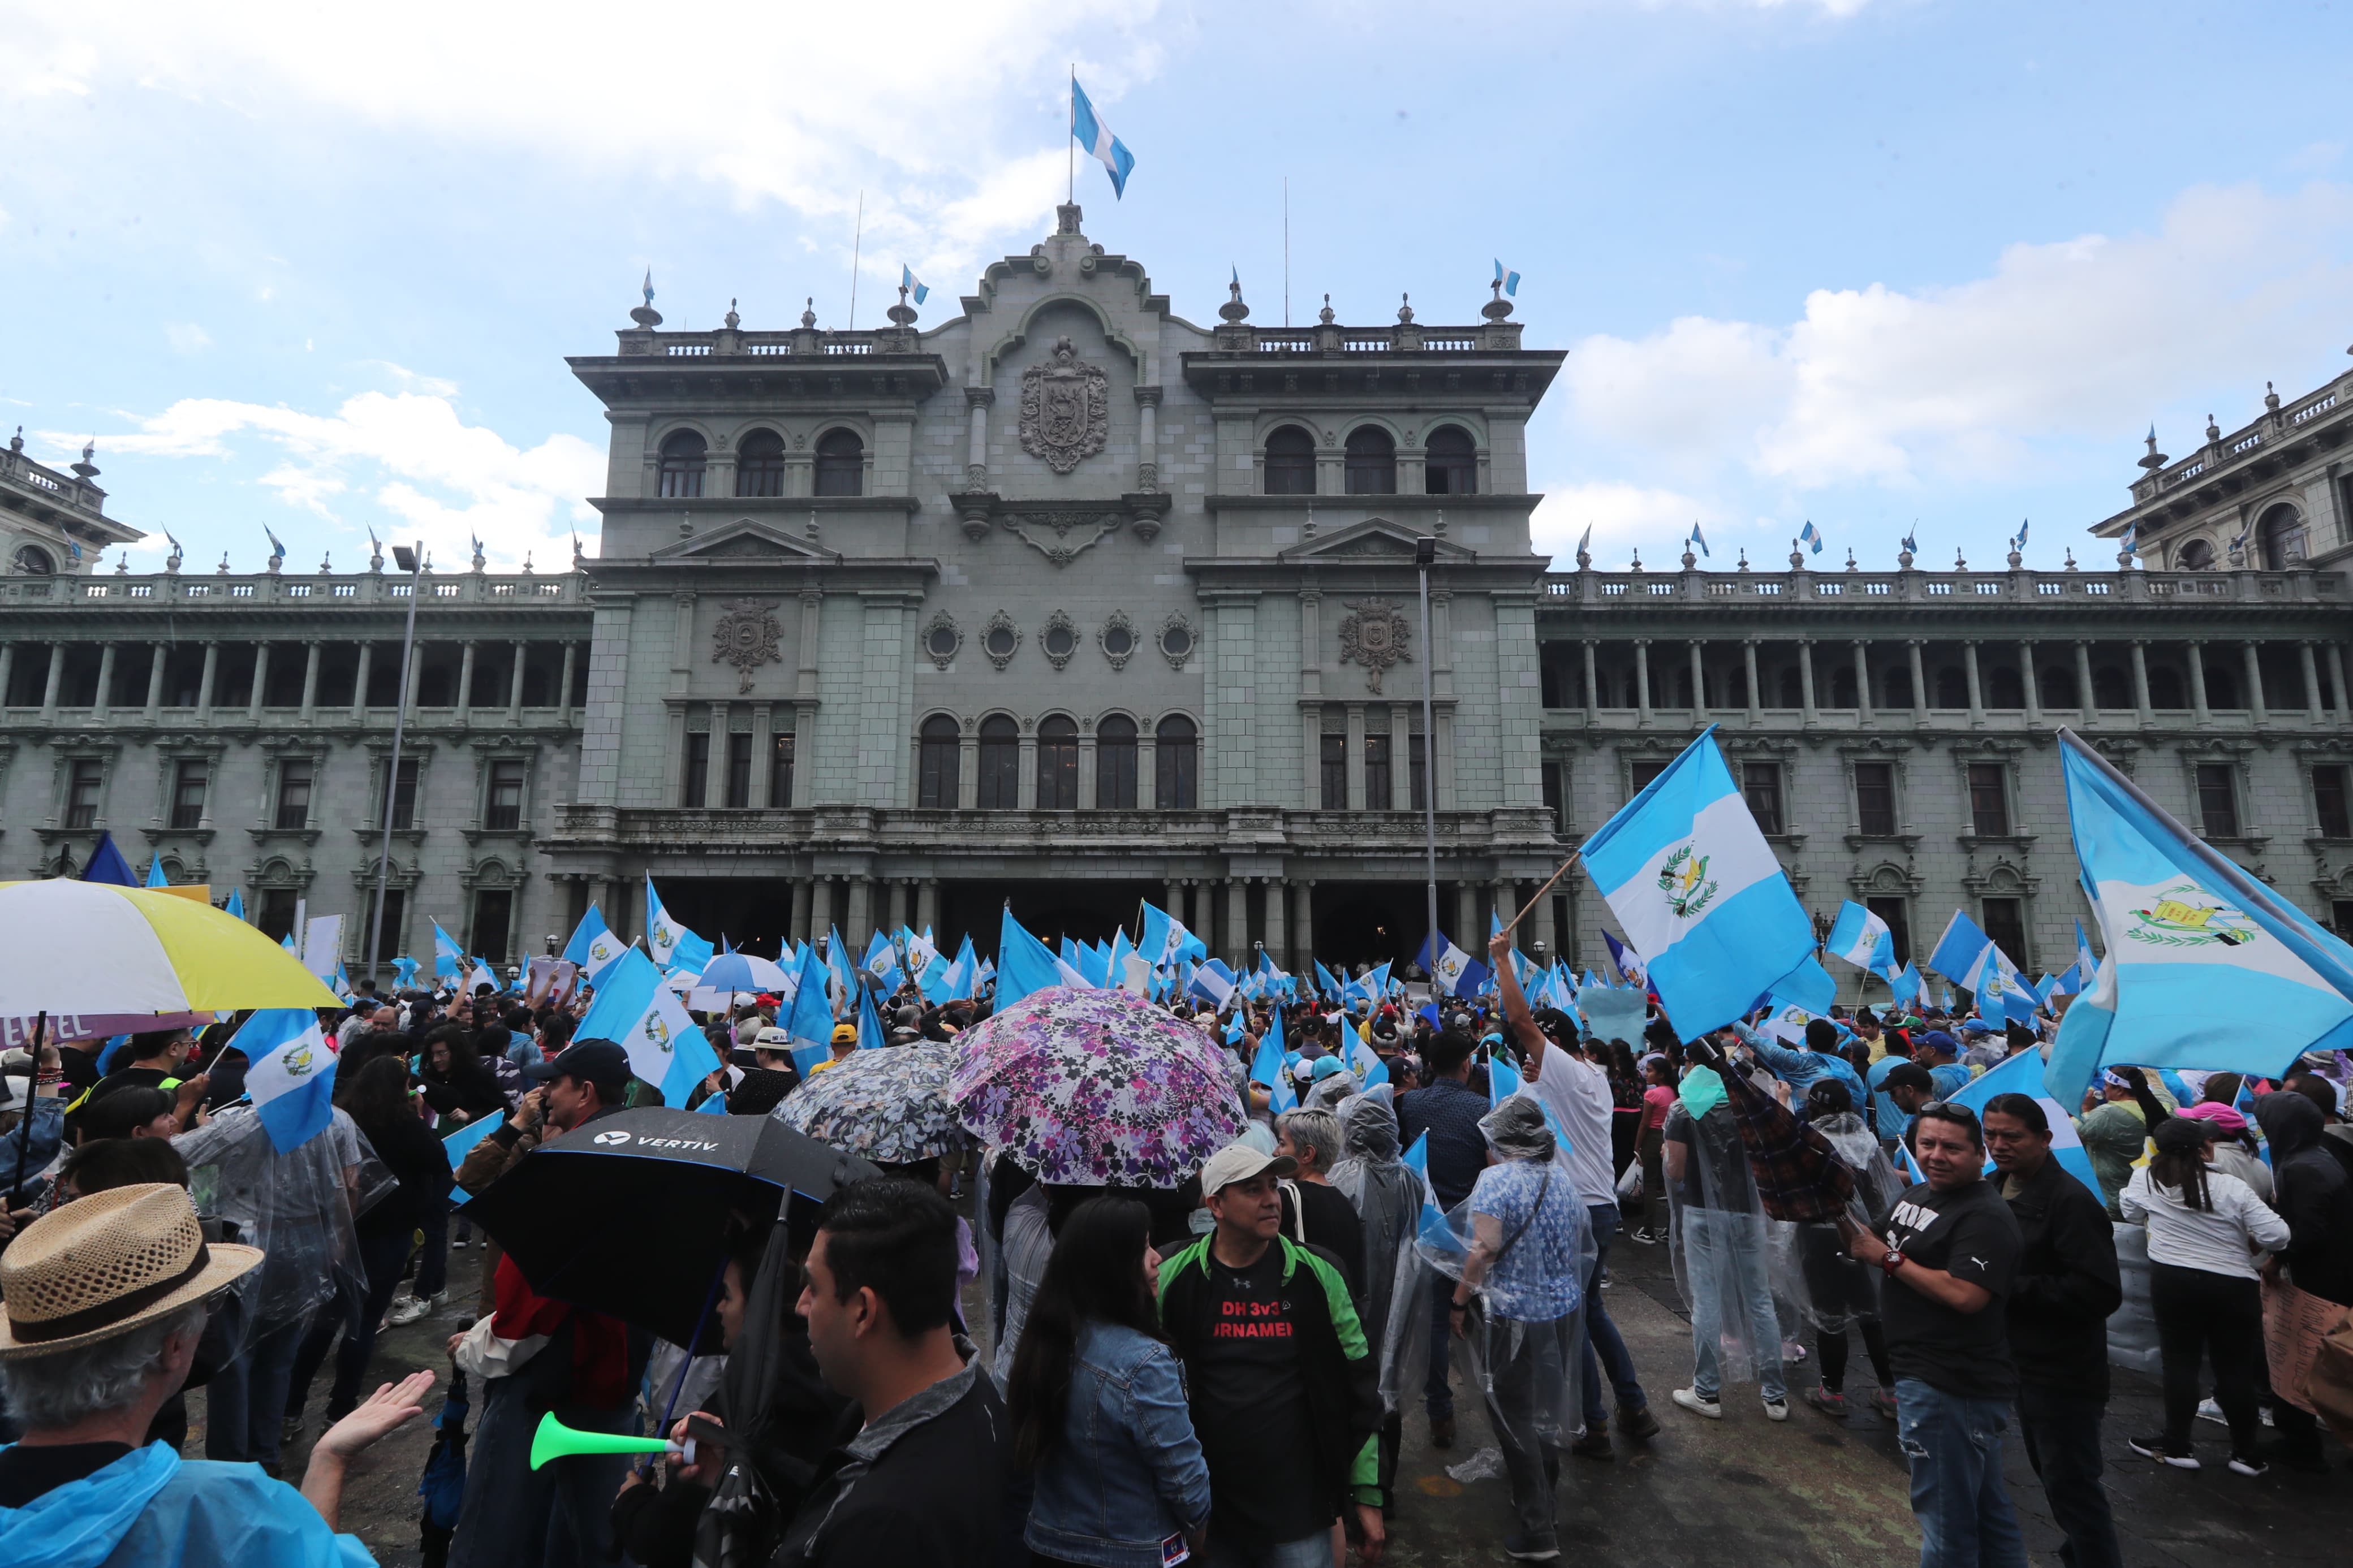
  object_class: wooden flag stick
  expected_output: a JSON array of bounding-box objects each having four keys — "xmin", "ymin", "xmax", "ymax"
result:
[{"xmin": 1501, "ymin": 850, "xmax": 1583, "ymax": 938}]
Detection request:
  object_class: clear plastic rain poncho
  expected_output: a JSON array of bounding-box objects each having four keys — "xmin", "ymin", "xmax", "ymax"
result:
[
  {"xmin": 1329, "ymin": 1089, "xmax": 1420, "ymax": 1362},
  {"xmin": 175, "ymin": 1103, "xmax": 364, "ymax": 1345},
  {"xmin": 1663, "ymin": 1065, "xmax": 1800, "ymax": 1397},
  {"xmin": 1384, "ymin": 1097, "xmax": 1591, "ymax": 1541},
  {"xmin": 1769, "ymin": 1101, "xmax": 1908, "ymax": 1334}
]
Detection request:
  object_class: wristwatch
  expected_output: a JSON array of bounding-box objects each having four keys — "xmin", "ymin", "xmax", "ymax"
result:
[{"xmin": 1878, "ymin": 1250, "xmax": 1907, "ymax": 1277}]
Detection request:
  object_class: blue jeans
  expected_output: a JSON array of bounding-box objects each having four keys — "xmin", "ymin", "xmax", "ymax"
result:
[
  {"xmin": 204, "ymin": 1314, "xmax": 309, "ymax": 1466},
  {"xmin": 1895, "ymin": 1379, "xmax": 2027, "ymax": 1568},
  {"xmin": 1578, "ymin": 1203, "xmax": 1647, "ymax": 1427},
  {"xmin": 1682, "ymin": 1208, "xmax": 1785, "ymax": 1402}
]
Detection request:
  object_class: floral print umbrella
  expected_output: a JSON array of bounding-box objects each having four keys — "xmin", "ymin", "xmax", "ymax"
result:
[
  {"xmin": 772, "ymin": 1044, "xmax": 963, "ymax": 1166},
  {"xmin": 949, "ymin": 987, "xmax": 1247, "ymax": 1187}
]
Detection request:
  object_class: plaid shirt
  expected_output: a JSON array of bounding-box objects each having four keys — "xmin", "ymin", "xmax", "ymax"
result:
[{"xmin": 1718, "ymin": 1061, "xmax": 1855, "ymax": 1224}]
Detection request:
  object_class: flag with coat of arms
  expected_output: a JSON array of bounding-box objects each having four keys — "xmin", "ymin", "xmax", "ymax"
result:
[
  {"xmin": 1416, "ymin": 930, "xmax": 1489, "ymax": 1000},
  {"xmin": 576, "ymin": 947, "xmax": 722, "ymax": 1104},
  {"xmin": 233, "ymin": 1008, "xmax": 339, "ymax": 1152}
]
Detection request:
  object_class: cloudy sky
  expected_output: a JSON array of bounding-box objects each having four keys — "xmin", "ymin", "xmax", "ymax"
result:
[{"xmin": 7, "ymin": 0, "xmax": 2350, "ymax": 574}]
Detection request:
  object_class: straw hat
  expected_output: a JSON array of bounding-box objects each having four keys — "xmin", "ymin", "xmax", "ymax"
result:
[{"xmin": 0, "ymin": 1183, "xmax": 261, "ymax": 1359}]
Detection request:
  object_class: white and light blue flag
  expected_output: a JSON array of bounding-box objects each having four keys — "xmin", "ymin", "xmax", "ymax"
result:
[
  {"xmin": 235, "ymin": 1008, "xmax": 338, "ymax": 1152},
  {"xmin": 1189, "ymin": 957, "xmax": 1238, "ymax": 1010},
  {"xmin": 432, "ymin": 919, "xmax": 466, "ymax": 978},
  {"xmin": 577, "ymin": 947, "xmax": 721, "ymax": 1104},
  {"xmin": 1070, "ymin": 77, "xmax": 1136, "ymax": 198},
  {"xmin": 1403, "ymin": 1133, "xmax": 1467, "ymax": 1255},
  {"xmin": 1825, "ymin": 900, "xmax": 1897, "ymax": 976},
  {"xmin": 1946, "ymin": 1046, "xmax": 2098, "ymax": 1195},
  {"xmin": 562, "ymin": 904, "xmax": 631, "ymax": 984},
  {"xmin": 2046, "ymin": 729, "xmax": 2353, "ymax": 1107},
  {"xmin": 785, "ymin": 944, "xmax": 839, "ymax": 1077},
  {"xmin": 1417, "ymin": 930, "xmax": 1490, "ymax": 1000},
  {"xmin": 1139, "ymin": 900, "xmax": 1205, "ymax": 966},
  {"xmin": 1798, "ymin": 520, "xmax": 1824, "ymax": 555},
  {"xmin": 644, "ymin": 876, "xmax": 686, "ymax": 968},
  {"xmin": 900, "ymin": 265, "xmax": 928, "ymax": 305},
  {"xmin": 1578, "ymin": 727, "xmax": 1817, "ymax": 1038}
]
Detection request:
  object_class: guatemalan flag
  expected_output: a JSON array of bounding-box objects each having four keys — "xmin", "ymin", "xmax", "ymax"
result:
[
  {"xmin": 1579, "ymin": 726, "xmax": 1817, "ymax": 1038},
  {"xmin": 577, "ymin": 947, "xmax": 722, "ymax": 1104},
  {"xmin": 1140, "ymin": 900, "xmax": 1205, "ymax": 967},
  {"xmin": 1417, "ymin": 930, "xmax": 1489, "ymax": 1000},
  {"xmin": 1947, "ymin": 1046, "xmax": 2099, "ymax": 1195},
  {"xmin": 1825, "ymin": 900, "xmax": 1897, "ymax": 977},
  {"xmin": 563, "ymin": 904, "xmax": 630, "ymax": 986},
  {"xmin": 235, "ymin": 1009, "xmax": 338, "ymax": 1152},
  {"xmin": 2045, "ymin": 728, "xmax": 2353, "ymax": 1108},
  {"xmin": 432, "ymin": 919, "xmax": 466, "ymax": 978},
  {"xmin": 1070, "ymin": 78, "xmax": 1135, "ymax": 198},
  {"xmin": 644, "ymin": 876, "xmax": 686, "ymax": 968}
]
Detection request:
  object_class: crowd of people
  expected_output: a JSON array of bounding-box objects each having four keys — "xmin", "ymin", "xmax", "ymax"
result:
[{"xmin": 2, "ymin": 925, "xmax": 2351, "ymax": 1567}]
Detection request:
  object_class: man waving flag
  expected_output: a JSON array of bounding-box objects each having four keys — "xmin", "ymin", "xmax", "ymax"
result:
[{"xmin": 1579, "ymin": 726, "xmax": 1817, "ymax": 1037}]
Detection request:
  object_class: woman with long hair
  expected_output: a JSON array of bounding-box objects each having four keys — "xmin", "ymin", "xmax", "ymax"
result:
[
  {"xmin": 2120, "ymin": 1116, "xmax": 2289, "ymax": 1474},
  {"xmin": 1006, "ymin": 1196, "xmax": 1210, "ymax": 1568}
]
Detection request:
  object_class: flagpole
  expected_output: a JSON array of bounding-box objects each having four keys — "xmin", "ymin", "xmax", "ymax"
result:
[
  {"xmin": 1501, "ymin": 852, "xmax": 1582, "ymax": 938},
  {"xmin": 368, "ymin": 541, "xmax": 424, "ymax": 987},
  {"xmin": 846, "ymin": 190, "xmax": 864, "ymax": 331},
  {"xmin": 1068, "ymin": 65, "xmax": 1076, "ymax": 204}
]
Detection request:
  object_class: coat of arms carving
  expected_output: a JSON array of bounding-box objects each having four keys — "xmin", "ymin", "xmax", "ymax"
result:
[
  {"xmin": 711, "ymin": 598, "xmax": 783, "ymax": 693},
  {"xmin": 1336, "ymin": 599, "xmax": 1412, "ymax": 694},
  {"xmin": 1019, "ymin": 336, "xmax": 1110, "ymax": 474}
]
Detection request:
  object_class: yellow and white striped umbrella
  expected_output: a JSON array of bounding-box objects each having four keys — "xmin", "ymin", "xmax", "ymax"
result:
[{"xmin": 0, "ymin": 880, "xmax": 341, "ymax": 1017}]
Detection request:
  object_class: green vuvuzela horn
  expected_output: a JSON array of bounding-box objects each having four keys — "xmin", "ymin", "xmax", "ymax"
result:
[{"xmin": 529, "ymin": 1411, "xmax": 693, "ymax": 1471}]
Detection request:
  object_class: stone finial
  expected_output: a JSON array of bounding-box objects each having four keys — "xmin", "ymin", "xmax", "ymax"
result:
[
  {"xmin": 630, "ymin": 268, "xmax": 662, "ymax": 329},
  {"xmin": 1482, "ymin": 274, "xmax": 1514, "ymax": 323},
  {"xmin": 723, "ymin": 297, "xmax": 740, "ymax": 331},
  {"xmin": 116, "ymin": 552, "xmax": 128, "ymax": 574},
  {"xmin": 71, "ymin": 440, "xmax": 99, "ymax": 481},
  {"xmin": 572, "ymin": 532, "xmax": 586, "ymax": 568},
  {"xmin": 1057, "ymin": 202, "xmax": 1083, "ymax": 236},
  {"xmin": 1737, "ymin": 547, "xmax": 1749, "ymax": 571},
  {"xmin": 2137, "ymin": 425, "xmax": 2167, "ymax": 472},
  {"xmin": 2265, "ymin": 379, "xmax": 2281, "ymax": 412},
  {"xmin": 1219, "ymin": 271, "xmax": 1249, "ymax": 323},
  {"xmin": 1318, "ymin": 293, "xmax": 1336, "ymax": 326},
  {"xmin": 1680, "ymin": 544, "xmax": 1697, "ymax": 569},
  {"xmin": 164, "ymin": 536, "xmax": 182, "ymax": 573},
  {"xmin": 218, "ymin": 551, "xmax": 231, "ymax": 574},
  {"xmin": 801, "ymin": 297, "xmax": 817, "ymax": 330},
  {"xmin": 320, "ymin": 550, "xmax": 333, "ymax": 573},
  {"xmin": 1897, "ymin": 543, "xmax": 1915, "ymax": 568},
  {"xmin": 522, "ymin": 551, "xmax": 535, "ymax": 574},
  {"xmin": 2064, "ymin": 547, "xmax": 2078, "ymax": 570},
  {"xmin": 369, "ymin": 538, "xmax": 384, "ymax": 572},
  {"xmin": 2206, "ymin": 412, "xmax": 2221, "ymax": 442},
  {"xmin": 471, "ymin": 538, "xmax": 487, "ymax": 572},
  {"xmin": 1954, "ymin": 546, "xmax": 1967, "ymax": 569},
  {"xmin": 887, "ymin": 283, "xmax": 917, "ymax": 329},
  {"xmin": 2006, "ymin": 546, "xmax": 2023, "ymax": 569},
  {"xmin": 7, "ymin": 426, "xmax": 20, "ymax": 453},
  {"xmin": 1397, "ymin": 292, "xmax": 1415, "ymax": 325},
  {"xmin": 1629, "ymin": 546, "xmax": 1643, "ymax": 571},
  {"xmin": 1789, "ymin": 543, "xmax": 1805, "ymax": 570}
]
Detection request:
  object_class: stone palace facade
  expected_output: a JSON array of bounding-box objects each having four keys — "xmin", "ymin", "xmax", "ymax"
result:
[{"xmin": 6, "ymin": 206, "xmax": 2352, "ymax": 996}]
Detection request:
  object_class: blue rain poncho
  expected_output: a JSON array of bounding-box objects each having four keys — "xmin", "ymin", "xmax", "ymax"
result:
[{"xmin": 0, "ymin": 1440, "xmax": 374, "ymax": 1568}]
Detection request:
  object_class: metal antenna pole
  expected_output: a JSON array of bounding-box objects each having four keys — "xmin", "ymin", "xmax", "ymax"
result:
[{"xmin": 367, "ymin": 542, "xmax": 424, "ymax": 984}]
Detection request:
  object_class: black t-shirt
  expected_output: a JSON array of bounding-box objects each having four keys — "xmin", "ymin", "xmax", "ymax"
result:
[
  {"xmin": 1878, "ymin": 1178, "xmax": 2023, "ymax": 1399},
  {"xmin": 0, "ymin": 1440, "xmax": 133, "ymax": 1506},
  {"xmin": 1291, "ymin": 1181, "xmax": 1365, "ymax": 1299},
  {"xmin": 1663, "ymin": 1104, "xmax": 1754, "ymax": 1211},
  {"xmin": 1187, "ymin": 1244, "xmax": 1324, "ymax": 1548}
]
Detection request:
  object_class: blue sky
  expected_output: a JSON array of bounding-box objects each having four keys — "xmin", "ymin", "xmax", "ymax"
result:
[{"xmin": 7, "ymin": 0, "xmax": 2351, "ymax": 574}]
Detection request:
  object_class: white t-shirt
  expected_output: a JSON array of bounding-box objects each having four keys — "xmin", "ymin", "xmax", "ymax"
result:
[{"xmin": 1524, "ymin": 1045, "xmax": 1618, "ymax": 1210}]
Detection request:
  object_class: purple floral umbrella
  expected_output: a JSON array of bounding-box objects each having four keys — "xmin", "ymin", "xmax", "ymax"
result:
[{"xmin": 949, "ymin": 986, "xmax": 1247, "ymax": 1187}]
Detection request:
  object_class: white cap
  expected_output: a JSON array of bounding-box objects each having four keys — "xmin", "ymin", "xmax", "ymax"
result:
[{"xmin": 1198, "ymin": 1142, "xmax": 1297, "ymax": 1197}]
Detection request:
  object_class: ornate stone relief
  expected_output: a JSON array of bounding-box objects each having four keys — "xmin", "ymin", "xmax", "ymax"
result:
[
  {"xmin": 1157, "ymin": 611, "xmax": 1197, "ymax": 671},
  {"xmin": 920, "ymin": 611, "xmax": 961, "ymax": 671},
  {"xmin": 711, "ymin": 599, "xmax": 783, "ymax": 693},
  {"xmin": 1019, "ymin": 336, "xmax": 1110, "ymax": 474},
  {"xmin": 1336, "ymin": 598, "xmax": 1413, "ymax": 694},
  {"xmin": 1099, "ymin": 610, "xmax": 1137, "ymax": 671},
  {"xmin": 981, "ymin": 610, "xmax": 1022, "ymax": 671},
  {"xmin": 1001, "ymin": 509, "xmax": 1124, "ymax": 567},
  {"xmin": 1038, "ymin": 610, "xmax": 1079, "ymax": 671}
]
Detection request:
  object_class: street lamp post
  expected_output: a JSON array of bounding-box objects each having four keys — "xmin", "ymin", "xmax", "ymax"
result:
[
  {"xmin": 1416, "ymin": 535, "xmax": 1440, "ymax": 970},
  {"xmin": 366, "ymin": 542, "xmax": 425, "ymax": 986}
]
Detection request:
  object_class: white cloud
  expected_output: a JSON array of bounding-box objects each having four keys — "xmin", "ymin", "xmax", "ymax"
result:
[
  {"xmin": 55, "ymin": 389, "xmax": 604, "ymax": 569},
  {"xmin": 164, "ymin": 322, "xmax": 211, "ymax": 353},
  {"xmin": 1560, "ymin": 182, "xmax": 2353, "ymax": 492},
  {"xmin": 1533, "ymin": 480, "xmax": 1719, "ymax": 564}
]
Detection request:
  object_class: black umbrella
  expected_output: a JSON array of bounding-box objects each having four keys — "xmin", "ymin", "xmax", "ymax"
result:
[{"xmin": 465, "ymin": 1107, "xmax": 878, "ymax": 1344}]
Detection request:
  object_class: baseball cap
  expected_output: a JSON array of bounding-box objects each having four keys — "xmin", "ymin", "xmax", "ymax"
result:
[
  {"xmin": 830, "ymin": 1023, "xmax": 858, "ymax": 1047},
  {"xmin": 525, "ymin": 1038, "xmax": 631, "ymax": 1092},
  {"xmin": 1198, "ymin": 1142, "xmax": 1298, "ymax": 1197}
]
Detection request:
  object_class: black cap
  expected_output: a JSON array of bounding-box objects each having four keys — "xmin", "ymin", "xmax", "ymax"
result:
[
  {"xmin": 525, "ymin": 1038, "xmax": 631, "ymax": 1094},
  {"xmin": 1883, "ymin": 1062, "xmax": 1936, "ymax": 1094}
]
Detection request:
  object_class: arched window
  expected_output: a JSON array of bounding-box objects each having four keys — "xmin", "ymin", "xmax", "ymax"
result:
[
  {"xmin": 2092, "ymin": 666, "xmax": 2132, "ymax": 709},
  {"xmin": 917, "ymin": 715, "xmax": 960, "ymax": 807},
  {"xmin": 657, "ymin": 431, "xmax": 707, "ymax": 498},
  {"xmin": 736, "ymin": 429, "xmax": 787, "ymax": 498},
  {"xmin": 1987, "ymin": 667, "xmax": 2025, "ymax": 710},
  {"xmin": 814, "ymin": 430, "xmax": 864, "ymax": 497},
  {"xmin": 1829, "ymin": 666, "xmax": 1859, "ymax": 709},
  {"xmin": 1934, "ymin": 667, "xmax": 1970, "ymax": 709},
  {"xmin": 11, "ymin": 543, "xmax": 56, "ymax": 575},
  {"xmin": 2204, "ymin": 663, "xmax": 2242, "ymax": 709},
  {"xmin": 2175, "ymin": 537, "xmax": 2216, "ymax": 571},
  {"xmin": 2148, "ymin": 667, "xmax": 2186, "ymax": 709},
  {"xmin": 1424, "ymin": 425, "xmax": 1476, "ymax": 495},
  {"xmin": 1097, "ymin": 714, "xmax": 1138, "ymax": 809},
  {"xmin": 2258, "ymin": 504, "xmax": 2308, "ymax": 571},
  {"xmin": 1343, "ymin": 427, "xmax": 1395, "ymax": 495},
  {"xmin": 1264, "ymin": 425, "xmax": 1316, "ymax": 496},
  {"xmin": 1036, "ymin": 716, "xmax": 1079, "ymax": 809},
  {"xmin": 1156, "ymin": 715, "xmax": 1198, "ymax": 809},
  {"xmin": 977, "ymin": 715, "xmax": 1020, "ymax": 809},
  {"xmin": 2038, "ymin": 665, "xmax": 2079, "ymax": 709}
]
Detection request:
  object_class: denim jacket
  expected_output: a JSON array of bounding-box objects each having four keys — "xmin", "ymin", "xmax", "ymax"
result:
[{"xmin": 1024, "ymin": 1321, "xmax": 1212, "ymax": 1568}]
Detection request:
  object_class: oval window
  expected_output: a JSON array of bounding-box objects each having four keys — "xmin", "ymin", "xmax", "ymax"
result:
[
  {"xmin": 1044, "ymin": 625, "xmax": 1076, "ymax": 658},
  {"xmin": 927, "ymin": 625, "xmax": 958, "ymax": 657},
  {"xmin": 1160, "ymin": 624, "xmax": 1193, "ymax": 659},
  {"xmin": 985, "ymin": 627, "xmax": 1018, "ymax": 658},
  {"xmin": 1103, "ymin": 623, "xmax": 1134, "ymax": 656}
]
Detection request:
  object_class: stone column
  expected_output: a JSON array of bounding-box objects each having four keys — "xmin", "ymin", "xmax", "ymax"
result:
[
  {"xmin": 790, "ymin": 879, "xmax": 813, "ymax": 948},
  {"xmin": 1962, "ymin": 640, "xmax": 1985, "ymax": 728},
  {"xmin": 958, "ymin": 732, "xmax": 980, "ymax": 809},
  {"xmin": 1164, "ymin": 880, "xmax": 1183, "ymax": 927},
  {"xmin": 558, "ymin": 642, "xmax": 578, "ymax": 723},
  {"xmin": 847, "ymin": 878, "xmax": 873, "ymax": 952},
  {"xmin": 1633, "ymin": 640, "xmax": 1653, "ymax": 726},
  {"xmin": 196, "ymin": 642, "xmax": 218, "ymax": 719},
  {"xmin": 298, "ymin": 641, "xmax": 322, "ymax": 722},
  {"xmin": 1345, "ymin": 704, "xmax": 1367, "ymax": 810},
  {"xmin": 750, "ymin": 705, "xmax": 774, "ymax": 807},
  {"xmin": 1493, "ymin": 877, "xmax": 1517, "ymax": 942},
  {"xmin": 2187, "ymin": 641, "xmax": 2211, "ymax": 728},
  {"xmin": 1907, "ymin": 640, "xmax": 1928, "ymax": 725},
  {"xmin": 2130, "ymin": 640, "xmax": 2154, "ymax": 727},
  {"xmin": 1852, "ymin": 641, "xmax": 1873, "ymax": 727},
  {"xmin": 1295, "ymin": 881, "xmax": 1315, "ymax": 964},
  {"xmin": 1135, "ymin": 386, "xmax": 1160, "ymax": 491},
  {"xmin": 705, "ymin": 703, "xmax": 732, "ymax": 809},
  {"xmin": 246, "ymin": 643, "xmax": 269, "ymax": 721},
  {"xmin": 352, "ymin": 643, "xmax": 373, "ymax": 721},
  {"xmin": 2020, "ymin": 639, "xmax": 2041, "ymax": 727},
  {"xmin": 2329, "ymin": 646, "xmax": 2351, "ymax": 729},
  {"xmin": 1688, "ymin": 642, "xmax": 1709, "ymax": 723},
  {"xmin": 38, "ymin": 643, "xmax": 64, "ymax": 720},
  {"xmin": 887, "ymin": 880, "xmax": 909, "ymax": 936},
  {"xmin": 1265, "ymin": 880, "xmax": 1287, "ymax": 970},
  {"xmin": 0, "ymin": 645, "xmax": 12, "ymax": 711},
  {"xmin": 91, "ymin": 643, "xmax": 117, "ymax": 721},
  {"xmin": 1016, "ymin": 731, "xmax": 1038, "ymax": 810},
  {"xmin": 917, "ymin": 879, "xmax": 940, "ymax": 936},
  {"xmin": 2300, "ymin": 641, "xmax": 2326, "ymax": 725},
  {"xmin": 1226, "ymin": 879, "xmax": 1247, "ymax": 966},
  {"xmin": 1581, "ymin": 640, "xmax": 1598, "ymax": 724},
  {"xmin": 1139, "ymin": 731, "xmax": 1158, "ymax": 810},
  {"xmin": 2242, "ymin": 641, "xmax": 2267, "ymax": 728},
  {"xmin": 455, "ymin": 641, "xmax": 478, "ymax": 724},
  {"xmin": 1455, "ymin": 882, "xmax": 1477, "ymax": 948},
  {"xmin": 144, "ymin": 642, "xmax": 167, "ymax": 721},
  {"xmin": 964, "ymin": 388, "xmax": 992, "ymax": 489},
  {"xmin": 508, "ymin": 641, "xmax": 528, "ymax": 724},
  {"xmin": 1076, "ymin": 728, "xmax": 1097, "ymax": 812},
  {"xmin": 402, "ymin": 641, "xmax": 422, "ymax": 723},
  {"xmin": 2074, "ymin": 641, "xmax": 2097, "ymax": 724},
  {"xmin": 1798, "ymin": 640, "xmax": 1818, "ymax": 727},
  {"xmin": 1743, "ymin": 640, "xmax": 1762, "ymax": 724}
]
